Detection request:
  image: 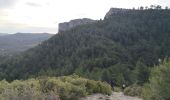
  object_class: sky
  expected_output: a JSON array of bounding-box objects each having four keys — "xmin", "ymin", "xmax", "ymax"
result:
[{"xmin": 0, "ymin": 0, "xmax": 169, "ymax": 34}]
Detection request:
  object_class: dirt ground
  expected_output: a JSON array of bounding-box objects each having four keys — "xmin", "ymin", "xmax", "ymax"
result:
[{"xmin": 80, "ymin": 92, "xmax": 142, "ymax": 100}]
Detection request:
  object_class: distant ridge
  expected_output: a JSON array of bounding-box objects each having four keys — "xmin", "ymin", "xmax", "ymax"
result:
[
  {"xmin": 0, "ymin": 33, "xmax": 8, "ymax": 36},
  {"xmin": 0, "ymin": 33, "xmax": 53, "ymax": 55}
]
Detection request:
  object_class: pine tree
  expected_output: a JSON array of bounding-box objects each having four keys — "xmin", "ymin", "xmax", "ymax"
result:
[{"xmin": 135, "ymin": 60, "xmax": 150, "ymax": 85}]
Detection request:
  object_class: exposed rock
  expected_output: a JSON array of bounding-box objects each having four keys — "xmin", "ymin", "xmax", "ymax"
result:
[
  {"xmin": 105, "ymin": 8, "xmax": 131, "ymax": 19},
  {"xmin": 58, "ymin": 18, "xmax": 96, "ymax": 32}
]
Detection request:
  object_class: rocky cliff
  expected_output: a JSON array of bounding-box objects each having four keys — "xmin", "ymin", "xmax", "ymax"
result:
[
  {"xmin": 105, "ymin": 8, "xmax": 131, "ymax": 19},
  {"xmin": 58, "ymin": 18, "xmax": 96, "ymax": 32},
  {"xmin": 58, "ymin": 8, "xmax": 131, "ymax": 32}
]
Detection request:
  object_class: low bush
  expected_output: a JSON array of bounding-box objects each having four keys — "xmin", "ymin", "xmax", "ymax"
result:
[
  {"xmin": 123, "ymin": 84, "xmax": 142, "ymax": 97},
  {"xmin": 0, "ymin": 75, "xmax": 112, "ymax": 100},
  {"xmin": 113, "ymin": 87, "xmax": 122, "ymax": 92},
  {"xmin": 141, "ymin": 60, "xmax": 170, "ymax": 100},
  {"xmin": 86, "ymin": 80, "xmax": 112, "ymax": 95}
]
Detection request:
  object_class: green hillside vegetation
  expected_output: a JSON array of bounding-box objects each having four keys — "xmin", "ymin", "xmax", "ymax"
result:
[
  {"xmin": 0, "ymin": 8, "xmax": 170, "ymax": 88},
  {"xmin": 141, "ymin": 59, "xmax": 170, "ymax": 100},
  {"xmin": 0, "ymin": 75, "xmax": 112, "ymax": 100}
]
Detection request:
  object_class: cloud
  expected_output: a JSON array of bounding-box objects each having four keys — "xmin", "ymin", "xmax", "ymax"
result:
[
  {"xmin": 0, "ymin": 0, "xmax": 18, "ymax": 8},
  {"xmin": 26, "ymin": 2, "xmax": 41, "ymax": 7}
]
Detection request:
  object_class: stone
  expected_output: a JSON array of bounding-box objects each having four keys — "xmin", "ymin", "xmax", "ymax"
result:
[
  {"xmin": 58, "ymin": 18, "xmax": 96, "ymax": 32},
  {"xmin": 105, "ymin": 8, "xmax": 131, "ymax": 19}
]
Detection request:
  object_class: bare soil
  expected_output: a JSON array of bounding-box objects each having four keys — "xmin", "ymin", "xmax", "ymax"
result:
[{"xmin": 80, "ymin": 92, "xmax": 142, "ymax": 100}]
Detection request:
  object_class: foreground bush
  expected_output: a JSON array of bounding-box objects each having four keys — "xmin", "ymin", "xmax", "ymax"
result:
[
  {"xmin": 124, "ymin": 84, "xmax": 142, "ymax": 97},
  {"xmin": 141, "ymin": 59, "xmax": 170, "ymax": 100},
  {"xmin": 0, "ymin": 75, "xmax": 112, "ymax": 100}
]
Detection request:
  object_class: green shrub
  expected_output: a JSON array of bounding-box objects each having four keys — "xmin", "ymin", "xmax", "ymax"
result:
[
  {"xmin": 141, "ymin": 84, "xmax": 154, "ymax": 100},
  {"xmin": 86, "ymin": 80, "xmax": 98, "ymax": 94},
  {"xmin": 86, "ymin": 80, "xmax": 112, "ymax": 95},
  {"xmin": 141, "ymin": 59, "xmax": 170, "ymax": 100},
  {"xmin": 113, "ymin": 87, "xmax": 122, "ymax": 92},
  {"xmin": 0, "ymin": 75, "xmax": 112, "ymax": 100},
  {"xmin": 96, "ymin": 81, "xmax": 112, "ymax": 95},
  {"xmin": 124, "ymin": 84, "xmax": 142, "ymax": 97}
]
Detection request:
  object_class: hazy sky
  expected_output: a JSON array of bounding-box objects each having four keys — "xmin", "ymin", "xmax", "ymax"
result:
[{"xmin": 0, "ymin": 0, "xmax": 169, "ymax": 34}]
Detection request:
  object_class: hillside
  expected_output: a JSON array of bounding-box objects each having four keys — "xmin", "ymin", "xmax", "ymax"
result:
[
  {"xmin": 0, "ymin": 33, "xmax": 53, "ymax": 55},
  {"xmin": 0, "ymin": 8, "xmax": 170, "ymax": 87}
]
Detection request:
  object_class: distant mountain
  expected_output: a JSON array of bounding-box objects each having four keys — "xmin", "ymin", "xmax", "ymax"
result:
[
  {"xmin": 0, "ymin": 33, "xmax": 8, "ymax": 36},
  {"xmin": 0, "ymin": 33, "xmax": 53, "ymax": 55}
]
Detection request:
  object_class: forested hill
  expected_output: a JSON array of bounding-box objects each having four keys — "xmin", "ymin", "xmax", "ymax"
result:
[
  {"xmin": 0, "ymin": 33, "xmax": 53, "ymax": 55},
  {"xmin": 0, "ymin": 8, "xmax": 170, "ymax": 86}
]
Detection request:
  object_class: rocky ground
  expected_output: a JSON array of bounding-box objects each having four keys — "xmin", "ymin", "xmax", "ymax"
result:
[{"xmin": 80, "ymin": 92, "xmax": 142, "ymax": 100}]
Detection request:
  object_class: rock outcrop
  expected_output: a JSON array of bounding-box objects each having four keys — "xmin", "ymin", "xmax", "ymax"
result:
[
  {"xmin": 58, "ymin": 8, "xmax": 131, "ymax": 32},
  {"xmin": 58, "ymin": 18, "xmax": 96, "ymax": 32},
  {"xmin": 105, "ymin": 8, "xmax": 131, "ymax": 19}
]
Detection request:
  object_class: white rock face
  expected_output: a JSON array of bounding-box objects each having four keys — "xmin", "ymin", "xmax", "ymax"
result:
[{"xmin": 58, "ymin": 18, "xmax": 96, "ymax": 32}]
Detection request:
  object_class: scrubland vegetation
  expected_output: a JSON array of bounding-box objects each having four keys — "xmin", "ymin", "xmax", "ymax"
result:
[
  {"xmin": 123, "ymin": 59, "xmax": 170, "ymax": 100},
  {"xmin": 141, "ymin": 59, "xmax": 170, "ymax": 100},
  {"xmin": 0, "ymin": 75, "xmax": 112, "ymax": 100}
]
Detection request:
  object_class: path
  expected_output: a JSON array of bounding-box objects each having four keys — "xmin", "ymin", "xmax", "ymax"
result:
[{"xmin": 80, "ymin": 92, "xmax": 142, "ymax": 100}]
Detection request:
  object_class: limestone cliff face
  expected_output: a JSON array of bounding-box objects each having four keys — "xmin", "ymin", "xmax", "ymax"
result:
[
  {"xmin": 58, "ymin": 18, "xmax": 96, "ymax": 32},
  {"xmin": 105, "ymin": 8, "xmax": 131, "ymax": 19},
  {"xmin": 58, "ymin": 8, "xmax": 130, "ymax": 32}
]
